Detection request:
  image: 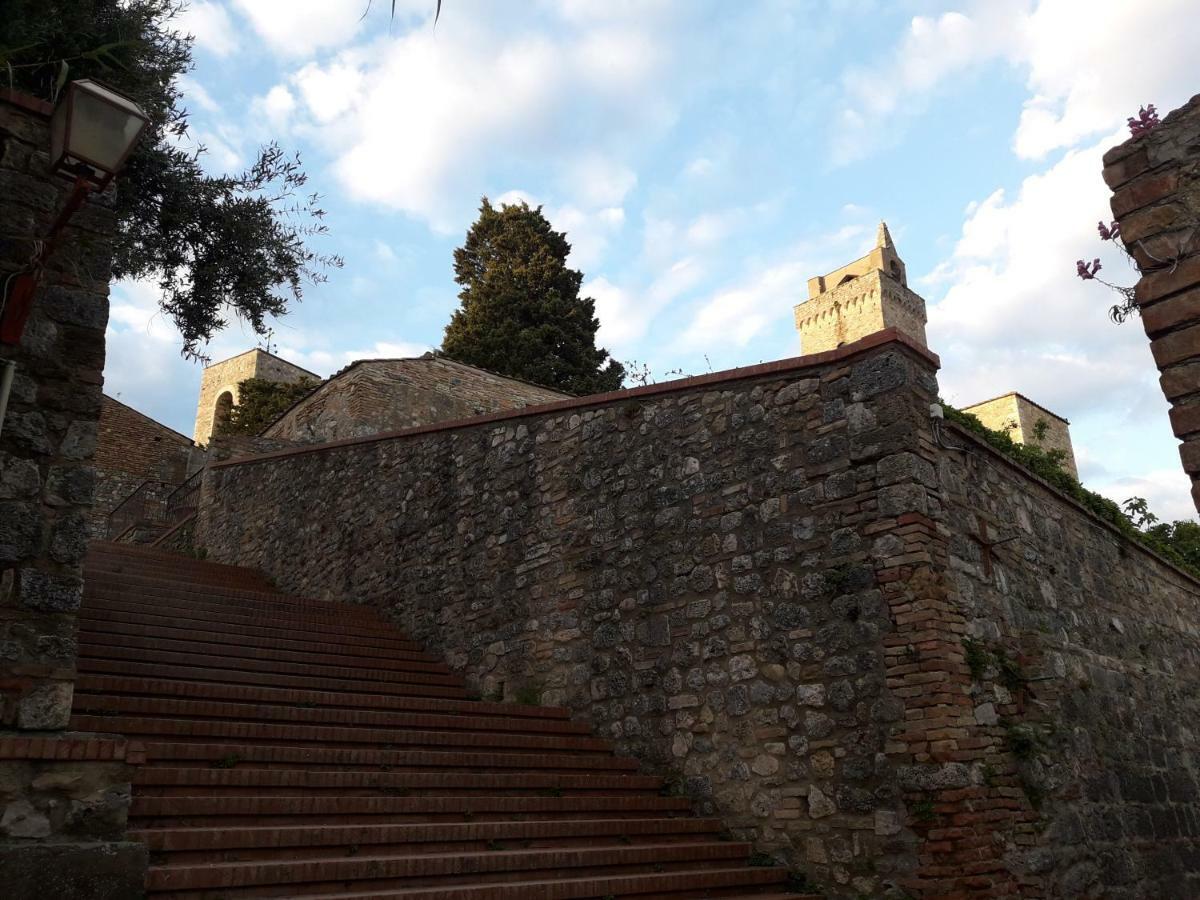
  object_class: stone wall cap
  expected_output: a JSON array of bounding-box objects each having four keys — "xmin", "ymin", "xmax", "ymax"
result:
[
  {"xmin": 215, "ymin": 328, "xmax": 940, "ymax": 470},
  {"xmin": 203, "ymin": 346, "xmax": 320, "ymax": 380}
]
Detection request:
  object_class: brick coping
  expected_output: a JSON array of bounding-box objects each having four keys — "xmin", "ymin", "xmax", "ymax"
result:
[
  {"xmin": 213, "ymin": 329, "xmax": 941, "ymax": 470},
  {"xmin": 945, "ymin": 420, "xmax": 1200, "ymax": 592}
]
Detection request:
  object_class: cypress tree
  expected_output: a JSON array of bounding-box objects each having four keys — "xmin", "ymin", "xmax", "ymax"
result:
[{"xmin": 442, "ymin": 199, "xmax": 625, "ymax": 395}]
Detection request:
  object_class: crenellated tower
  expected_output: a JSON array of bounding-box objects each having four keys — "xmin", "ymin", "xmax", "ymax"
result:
[{"xmin": 793, "ymin": 222, "xmax": 928, "ymax": 354}]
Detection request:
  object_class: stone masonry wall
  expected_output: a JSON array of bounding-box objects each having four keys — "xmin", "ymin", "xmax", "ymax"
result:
[
  {"xmin": 1102, "ymin": 93, "xmax": 1200, "ymax": 511},
  {"xmin": 934, "ymin": 423, "xmax": 1200, "ymax": 899},
  {"xmin": 0, "ymin": 91, "xmax": 146, "ymax": 889},
  {"xmin": 194, "ymin": 332, "xmax": 1200, "ymax": 897},
  {"xmin": 200, "ymin": 334, "xmax": 943, "ymax": 896},
  {"xmin": 264, "ymin": 356, "xmax": 568, "ymax": 444}
]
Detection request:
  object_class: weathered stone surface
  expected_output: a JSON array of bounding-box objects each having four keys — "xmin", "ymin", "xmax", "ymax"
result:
[
  {"xmin": 0, "ymin": 841, "xmax": 147, "ymax": 900},
  {"xmin": 15, "ymin": 680, "xmax": 73, "ymax": 729}
]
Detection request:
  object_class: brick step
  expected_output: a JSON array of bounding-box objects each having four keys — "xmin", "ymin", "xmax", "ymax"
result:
[
  {"xmin": 87, "ymin": 541, "xmax": 263, "ymax": 572},
  {"xmin": 76, "ymin": 677, "xmax": 569, "ymax": 721},
  {"xmin": 69, "ymin": 716, "xmax": 613, "ymax": 753},
  {"xmin": 134, "ymin": 817, "xmax": 721, "ymax": 854},
  {"xmin": 81, "ymin": 598, "xmax": 419, "ymax": 643},
  {"xmin": 130, "ymin": 794, "xmax": 695, "ymax": 827},
  {"xmin": 263, "ymin": 867, "xmax": 790, "ymax": 900},
  {"xmin": 83, "ymin": 578, "xmax": 383, "ymax": 619},
  {"xmin": 132, "ymin": 768, "xmax": 662, "ymax": 797},
  {"xmin": 77, "ymin": 607, "xmax": 425, "ymax": 652},
  {"xmin": 134, "ymin": 742, "xmax": 638, "ymax": 774},
  {"xmin": 83, "ymin": 560, "xmax": 279, "ymax": 588},
  {"xmin": 72, "ymin": 696, "xmax": 593, "ymax": 737},
  {"xmin": 77, "ymin": 659, "xmax": 471, "ymax": 700},
  {"xmin": 145, "ymin": 842, "xmax": 753, "ymax": 895},
  {"xmin": 78, "ymin": 627, "xmax": 445, "ymax": 668},
  {"xmin": 77, "ymin": 645, "xmax": 464, "ymax": 687}
]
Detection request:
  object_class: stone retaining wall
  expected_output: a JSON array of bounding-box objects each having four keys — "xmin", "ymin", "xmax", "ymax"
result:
[{"xmin": 196, "ymin": 332, "xmax": 1200, "ymax": 897}]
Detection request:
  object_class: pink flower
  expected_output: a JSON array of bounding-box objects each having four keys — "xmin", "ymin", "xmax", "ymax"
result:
[
  {"xmin": 1098, "ymin": 220, "xmax": 1121, "ymax": 241},
  {"xmin": 1076, "ymin": 258, "xmax": 1102, "ymax": 280},
  {"xmin": 1128, "ymin": 104, "xmax": 1161, "ymax": 137}
]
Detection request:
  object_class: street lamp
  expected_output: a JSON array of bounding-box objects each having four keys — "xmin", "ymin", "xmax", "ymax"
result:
[
  {"xmin": 49, "ymin": 79, "xmax": 149, "ymax": 187},
  {"xmin": 0, "ymin": 79, "xmax": 149, "ymax": 438}
]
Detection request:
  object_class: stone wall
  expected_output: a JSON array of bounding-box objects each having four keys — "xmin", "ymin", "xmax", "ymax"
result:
[
  {"xmin": 194, "ymin": 331, "xmax": 1200, "ymax": 897},
  {"xmin": 1103, "ymin": 93, "xmax": 1200, "ymax": 511},
  {"xmin": 264, "ymin": 355, "xmax": 568, "ymax": 444},
  {"xmin": 92, "ymin": 394, "xmax": 200, "ymax": 539},
  {"xmin": 0, "ymin": 90, "xmax": 145, "ymax": 890},
  {"xmin": 933, "ymin": 423, "xmax": 1200, "ymax": 899}
]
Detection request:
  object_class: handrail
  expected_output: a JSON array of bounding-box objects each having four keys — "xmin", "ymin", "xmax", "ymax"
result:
[{"xmin": 106, "ymin": 476, "xmax": 196, "ymax": 541}]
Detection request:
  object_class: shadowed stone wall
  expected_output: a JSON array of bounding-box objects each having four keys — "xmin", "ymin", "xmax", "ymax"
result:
[
  {"xmin": 0, "ymin": 90, "xmax": 146, "ymax": 893},
  {"xmin": 196, "ymin": 332, "xmax": 1200, "ymax": 898}
]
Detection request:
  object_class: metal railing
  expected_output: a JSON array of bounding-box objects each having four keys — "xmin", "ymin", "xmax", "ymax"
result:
[{"xmin": 105, "ymin": 469, "xmax": 204, "ymax": 541}]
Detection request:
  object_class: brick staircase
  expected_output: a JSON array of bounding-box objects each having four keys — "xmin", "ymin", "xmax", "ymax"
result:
[{"xmin": 74, "ymin": 542, "xmax": 813, "ymax": 899}]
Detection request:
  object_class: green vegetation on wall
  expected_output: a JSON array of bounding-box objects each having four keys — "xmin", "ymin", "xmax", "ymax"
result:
[
  {"xmin": 217, "ymin": 378, "xmax": 320, "ymax": 436},
  {"xmin": 944, "ymin": 403, "xmax": 1200, "ymax": 579}
]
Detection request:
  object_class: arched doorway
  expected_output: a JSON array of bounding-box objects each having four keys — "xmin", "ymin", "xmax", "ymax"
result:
[{"xmin": 213, "ymin": 391, "xmax": 234, "ymax": 433}]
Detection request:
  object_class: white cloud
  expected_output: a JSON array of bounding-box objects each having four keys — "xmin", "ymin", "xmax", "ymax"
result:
[
  {"xmin": 1013, "ymin": 0, "xmax": 1200, "ymax": 158},
  {"xmin": 178, "ymin": 76, "xmax": 220, "ymax": 113},
  {"xmin": 928, "ymin": 134, "xmax": 1151, "ymax": 417},
  {"xmin": 1089, "ymin": 468, "xmax": 1196, "ymax": 524},
  {"xmin": 678, "ymin": 259, "xmax": 804, "ymax": 351},
  {"xmin": 176, "ymin": 1, "xmax": 240, "ymax": 57},
  {"xmin": 279, "ymin": 12, "xmax": 671, "ymax": 232},
  {"xmin": 230, "ymin": 0, "xmax": 368, "ymax": 57},
  {"xmin": 685, "ymin": 157, "xmax": 714, "ymax": 178},
  {"xmin": 256, "ymin": 85, "xmax": 298, "ymax": 130},
  {"xmin": 832, "ymin": 0, "xmax": 1200, "ymax": 166},
  {"xmin": 588, "ymin": 257, "xmax": 706, "ymax": 354}
]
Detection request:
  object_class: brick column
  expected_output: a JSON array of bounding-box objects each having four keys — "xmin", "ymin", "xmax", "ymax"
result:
[{"xmin": 1102, "ymin": 93, "xmax": 1200, "ymax": 511}]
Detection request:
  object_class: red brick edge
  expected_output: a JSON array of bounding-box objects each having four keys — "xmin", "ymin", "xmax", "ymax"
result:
[
  {"xmin": 0, "ymin": 88, "xmax": 54, "ymax": 117},
  {"xmin": 214, "ymin": 329, "xmax": 941, "ymax": 470},
  {"xmin": 0, "ymin": 735, "xmax": 146, "ymax": 765}
]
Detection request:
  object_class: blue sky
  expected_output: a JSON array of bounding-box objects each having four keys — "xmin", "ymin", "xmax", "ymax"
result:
[{"xmin": 104, "ymin": 0, "xmax": 1200, "ymax": 519}]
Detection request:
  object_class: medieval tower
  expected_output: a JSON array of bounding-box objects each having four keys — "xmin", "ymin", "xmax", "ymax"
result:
[
  {"xmin": 794, "ymin": 222, "xmax": 928, "ymax": 353},
  {"xmin": 192, "ymin": 348, "xmax": 319, "ymax": 445}
]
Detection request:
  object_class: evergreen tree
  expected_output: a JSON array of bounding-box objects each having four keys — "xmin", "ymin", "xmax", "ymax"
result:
[
  {"xmin": 442, "ymin": 199, "xmax": 625, "ymax": 395},
  {"xmin": 216, "ymin": 378, "xmax": 320, "ymax": 436}
]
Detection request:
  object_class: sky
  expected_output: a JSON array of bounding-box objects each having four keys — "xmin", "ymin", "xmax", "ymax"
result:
[{"xmin": 103, "ymin": 0, "xmax": 1200, "ymax": 520}]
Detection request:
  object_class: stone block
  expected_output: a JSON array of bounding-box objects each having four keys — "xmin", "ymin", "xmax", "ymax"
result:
[
  {"xmin": 0, "ymin": 453, "xmax": 40, "ymax": 499},
  {"xmin": 17, "ymin": 568, "xmax": 82, "ymax": 613},
  {"xmin": 0, "ymin": 501, "xmax": 41, "ymax": 562},
  {"xmin": 16, "ymin": 680, "xmax": 73, "ymax": 729},
  {"xmin": 1140, "ymin": 286, "xmax": 1200, "ymax": 338},
  {"xmin": 1136, "ymin": 253, "xmax": 1200, "ymax": 306},
  {"xmin": 1111, "ymin": 170, "xmax": 1180, "ymax": 218},
  {"xmin": 1169, "ymin": 400, "xmax": 1200, "ymax": 439},
  {"xmin": 1102, "ymin": 145, "xmax": 1150, "ymax": 189},
  {"xmin": 1159, "ymin": 362, "xmax": 1200, "ymax": 401}
]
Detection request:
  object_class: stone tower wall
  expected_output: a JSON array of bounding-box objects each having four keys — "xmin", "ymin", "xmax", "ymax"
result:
[
  {"xmin": 192, "ymin": 349, "xmax": 316, "ymax": 445},
  {"xmin": 794, "ymin": 271, "xmax": 926, "ymax": 355},
  {"xmin": 962, "ymin": 393, "xmax": 1079, "ymax": 479}
]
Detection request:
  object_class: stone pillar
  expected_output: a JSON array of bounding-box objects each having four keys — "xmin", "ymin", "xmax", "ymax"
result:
[
  {"xmin": 0, "ymin": 90, "xmax": 146, "ymax": 893},
  {"xmin": 1102, "ymin": 93, "xmax": 1200, "ymax": 511}
]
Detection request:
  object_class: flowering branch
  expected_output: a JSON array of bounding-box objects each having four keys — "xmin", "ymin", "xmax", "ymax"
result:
[{"xmin": 1127, "ymin": 105, "xmax": 1160, "ymax": 137}]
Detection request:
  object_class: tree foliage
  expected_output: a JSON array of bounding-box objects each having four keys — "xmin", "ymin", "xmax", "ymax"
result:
[
  {"xmin": 943, "ymin": 403, "xmax": 1200, "ymax": 579},
  {"xmin": 216, "ymin": 377, "xmax": 320, "ymax": 436},
  {"xmin": 1, "ymin": 0, "xmax": 341, "ymax": 360},
  {"xmin": 441, "ymin": 198, "xmax": 625, "ymax": 396}
]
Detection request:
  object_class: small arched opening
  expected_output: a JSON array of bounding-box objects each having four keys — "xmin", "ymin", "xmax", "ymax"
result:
[
  {"xmin": 838, "ymin": 273, "xmax": 857, "ymax": 287},
  {"xmin": 213, "ymin": 391, "xmax": 234, "ymax": 433}
]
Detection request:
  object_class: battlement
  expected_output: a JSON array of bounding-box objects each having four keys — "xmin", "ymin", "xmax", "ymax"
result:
[{"xmin": 794, "ymin": 226, "xmax": 928, "ymax": 354}]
